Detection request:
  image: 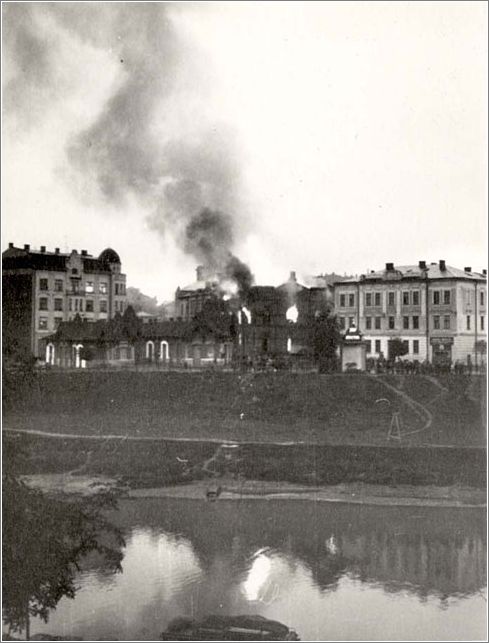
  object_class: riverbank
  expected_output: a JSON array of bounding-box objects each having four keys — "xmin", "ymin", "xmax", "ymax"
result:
[
  {"xmin": 20, "ymin": 473, "xmax": 486, "ymax": 508},
  {"xmin": 4, "ymin": 370, "xmax": 486, "ymax": 447}
]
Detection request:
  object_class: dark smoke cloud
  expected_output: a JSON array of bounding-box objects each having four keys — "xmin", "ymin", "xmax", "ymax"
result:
[
  {"xmin": 184, "ymin": 208, "xmax": 233, "ymax": 268},
  {"xmin": 4, "ymin": 3, "xmax": 253, "ymax": 292},
  {"xmin": 225, "ymin": 254, "xmax": 254, "ymax": 299}
]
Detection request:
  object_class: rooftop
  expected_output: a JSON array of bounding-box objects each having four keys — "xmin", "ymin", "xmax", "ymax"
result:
[{"xmin": 335, "ymin": 262, "xmax": 486, "ymax": 284}]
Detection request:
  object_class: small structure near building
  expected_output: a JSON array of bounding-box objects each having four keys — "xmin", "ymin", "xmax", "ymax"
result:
[{"xmin": 341, "ymin": 324, "xmax": 367, "ymax": 372}]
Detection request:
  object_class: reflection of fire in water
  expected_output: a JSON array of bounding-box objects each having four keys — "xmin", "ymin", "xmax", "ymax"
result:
[
  {"xmin": 242, "ymin": 549, "xmax": 272, "ymax": 601},
  {"xmin": 286, "ymin": 305, "xmax": 298, "ymax": 323}
]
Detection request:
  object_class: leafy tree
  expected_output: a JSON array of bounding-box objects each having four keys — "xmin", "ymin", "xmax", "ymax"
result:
[
  {"xmin": 311, "ymin": 311, "xmax": 341, "ymax": 373},
  {"xmin": 2, "ymin": 474, "xmax": 125, "ymax": 639},
  {"xmin": 388, "ymin": 338, "xmax": 409, "ymax": 361}
]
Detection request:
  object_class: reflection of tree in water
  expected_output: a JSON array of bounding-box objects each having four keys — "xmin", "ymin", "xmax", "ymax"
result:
[
  {"xmin": 2, "ymin": 475, "xmax": 125, "ymax": 639},
  {"xmin": 122, "ymin": 497, "xmax": 486, "ymax": 603}
]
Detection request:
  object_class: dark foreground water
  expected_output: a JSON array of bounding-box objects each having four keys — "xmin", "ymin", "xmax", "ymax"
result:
[{"xmin": 32, "ymin": 497, "xmax": 486, "ymax": 641}]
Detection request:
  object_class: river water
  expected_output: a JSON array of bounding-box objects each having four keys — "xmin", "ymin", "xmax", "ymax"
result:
[{"xmin": 32, "ymin": 496, "xmax": 486, "ymax": 641}]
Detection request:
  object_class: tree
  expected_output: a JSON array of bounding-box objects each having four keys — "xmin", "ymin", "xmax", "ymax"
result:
[
  {"xmin": 2, "ymin": 473, "xmax": 125, "ymax": 639},
  {"xmin": 388, "ymin": 338, "xmax": 409, "ymax": 361},
  {"xmin": 311, "ymin": 311, "xmax": 341, "ymax": 373}
]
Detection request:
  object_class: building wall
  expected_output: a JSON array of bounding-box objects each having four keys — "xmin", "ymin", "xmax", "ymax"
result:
[
  {"xmin": 2, "ymin": 271, "xmax": 34, "ymax": 356},
  {"xmin": 3, "ymin": 246, "xmax": 127, "ymax": 358},
  {"xmin": 335, "ymin": 273, "xmax": 486, "ymax": 365}
]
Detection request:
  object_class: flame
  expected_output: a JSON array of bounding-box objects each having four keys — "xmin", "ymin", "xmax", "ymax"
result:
[
  {"xmin": 286, "ymin": 305, "xmax": 298, "ymax": 323},
  {"xmin": 241, "ymin": 306, "xmax": 251, "ymax": 323},
  {"xmin": 220, "ymin": 278, "xmax": 239, "ymax": 300}
]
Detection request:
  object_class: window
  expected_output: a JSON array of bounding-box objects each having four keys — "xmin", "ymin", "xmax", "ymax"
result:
[
  {"xmin": 374, "ymin": 317, "xmax": 381, "ymax": 330},
  {"xmin": 115, "ymin": 283, "xmax": 126, "ymax": 296},
  {"xmin": 365, "ymin": 293, "xmax": 372, "ymax": 307},
  {"xmin": 413, "ymin": 340, "xmax": 419, "ymax": 354},
  {"xmin": 481, "ymin": 316, "xmax": 485, "ymax": 331},
  {"xmin": 38, "ymin": 317, "xmax": 48, "ymax": 330},
  {"xmin": 412, "ymin": 291, "xmax": 419, "ymax": 306},
  {"xmin": 365, "ymin": 340, "xmax": 372, "ymax": 353},
  {"xmin": 374, "ymin": 292, "xmax": 381, "ymax": 307},
  {"xmin": 466, "ymin": 315, "xmax": 471, "ymax": 330},
  {"xmin": 54, "ymin": 279, "xmax": 63, "ymax": 292},
  {"xmin": 54, "ymin": 317, "xmax": 63, "ymax": 328},
  {"xmin": 433, "ymin": 291, "xmax": 440, "ymax": 305},
  {"xmin": 54, "ymin": 298, "xmax": 63, "ymax": 311},
  {"xmin": 339, "ymin": 317, "xmax": 345, "ymax": 330},
  {"xmin": 412, "ymin": 315, "xmax": 419, "ymax": 330},
  {"xmin": 481, "ymin": 291, "xmax": 485, "ymax": 307},
  {"xmin": 365, "ymin": 316, "xmax": 372, "ymax": 330},
  {"xmin": 86, "ymin": 300, "xmax": 94, "ymax": 312},
  {"xmin": 71, "ymin": 268, "xmax": 78, "ymax": 275},
  {"xmin": 403, "ymin": 316, "xmax": 409, "ymax": 330},
  {"xmin": 375, "ymin": 339, "xmax": 381, "ymax": 353},
  {"xmin": 86, "ymin": 281, "xmax": 94, "ymax": 294},
  {"xmin": 339, "ymin": 294, "xmax": 346, "ymax": 307},
  {"xmin": 100, "ymin": 300, "xmax": 107, "ymax": 313},
  {"xmin": 99, "ymin": 282, "xmax": 108, "ymax": 294},
  {"xmin": 68, "ymin": 299, "xmax": 72, "ymax": 312},
  {"xmin": 443, "ymin": 315, "xmax": 450, "ymax": 330},
  {"xmin": 348, "ymin": 316, "xmax": 355, "ymax": 328},
  {"xmin": 388, "ymin": 292, "xmax": 395, "ymax": 307},
  {"xmin": 39, "ymin": 278, "xmax": 48, "ymax": 291},
  {"xmin": 433, "ymin": 315, "xmax": 440, "ymax": 330},
  {"xmin": 402, "ymin": 291, "xmax": 410, "ymax": 305},
  {"xmin": 348, "ymin": 294, "xmax": 355, "ymax": 307},
  {"xmin": 39, "ymin": 297, "xmax": 48, "ymax": 311},
  {"xmin": 388, "ymin": 316, "xmax": 395, "ymax": 329},
  {"xmin": 443, "ymin": 290, "xmax": 450, "ymax": 305}
]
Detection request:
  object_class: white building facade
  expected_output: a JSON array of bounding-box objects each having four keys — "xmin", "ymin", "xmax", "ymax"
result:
[{"xmin": 334, "ymin": 261, "xmax": 486, "ymax": 367}]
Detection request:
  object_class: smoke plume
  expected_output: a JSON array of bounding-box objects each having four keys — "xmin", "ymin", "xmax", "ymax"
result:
[{"xmin": 3, "ymin": 3, "xmax": 253, "ymax": 293}]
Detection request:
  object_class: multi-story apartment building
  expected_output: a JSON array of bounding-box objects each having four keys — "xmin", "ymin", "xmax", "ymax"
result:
[
  {"xmin": 2, "ymin": 243, "xmax": 127, "ymax": 358},
  {"xmin": 334, "ymin": 260, "xmax": 487, "ymax": 366}
]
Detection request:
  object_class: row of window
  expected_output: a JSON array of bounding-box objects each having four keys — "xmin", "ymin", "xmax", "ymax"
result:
[
  {"xmin": 39, "ymin": 278, "xmax": 126, "ymax": 295},
  {"xmin": 338, "ymin": 290, "xmax": 445, "ymax": 308},
  {"xmin": 365, "ymin": 339, "xmax": 420, "ymax": 355},
  {"xmin": 339, "ymin": 316, "xmax": 422, "ymax": 331},
  {"xmin": 338, "ymin": 289, "xmax": 488, "ymax": 309},
  {"xmin": 39, "ymin": 297, "xmax": 109, "ymax": 313}
]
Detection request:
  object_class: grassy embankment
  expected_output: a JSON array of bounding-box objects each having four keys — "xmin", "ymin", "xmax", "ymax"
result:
[{"xmin": 3, "ymin": 371, "xmax": 486, "ymax": 489}]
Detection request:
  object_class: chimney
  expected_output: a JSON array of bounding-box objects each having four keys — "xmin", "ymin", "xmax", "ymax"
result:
[
  {"xmin": 196, "ymin": 265, "xmax": 204, "ymax": 281},
  {"xmin": 464, "ymin": 267, "xmax": 472, "ymax": 273},
  {"xmin": 24, "ymin": 244, "xmax": 30, "ymax": 251},
  {"xmin": 418, "ymin": 260, "xmax": 426, "ymax": 270},
  {"xmin": 385, "ymin": 262, "xmax": 394, "ymax": 271},
  {"xmin": 439, "ymin": 260, "xmax": 446, "ymax": 271},
  {"xmin": 81, "ymin": 250, "xmax": 88, "ymax": 256},
  {"xmin": 72, "ymin": 249, "xmax": 78, "ymax": 254},
  {"xmin": 8, "ymin": 242, "xmax": 13, "ymax": 249},
  {"xmin": 55, "ymin": 248, "xmax": 60, "ymax": 254},
  {"xmin": 40, "ymin": 245, "xmax": 46, "ymax": 253},
  {"xmin": 289, "ymin": 271, "xmax": 296, "ymax": 281},
  {"xmin": 483, "ymin": 269, "xmax": 487, "ymax": 276}
]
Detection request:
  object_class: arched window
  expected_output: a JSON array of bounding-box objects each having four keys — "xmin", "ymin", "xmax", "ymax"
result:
[
  {"xmin": 160, "ymin": 341, "xmax": 169, "ymax": 362},
  {"xmin": 146, "ymin": 341, "xmax": 154, "ymax": 361},
  {"xmin": 73, "ymin": 343, "xmax": 84, "ymax": 368},
  {"xmin": 46, "ymin": 343, "xmax": 55, "ymax": 365}
]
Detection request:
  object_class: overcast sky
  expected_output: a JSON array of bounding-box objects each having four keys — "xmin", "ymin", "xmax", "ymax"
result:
[{"xmin": 2, "ymin": 1, "xmax": 487, "ymax": 301}]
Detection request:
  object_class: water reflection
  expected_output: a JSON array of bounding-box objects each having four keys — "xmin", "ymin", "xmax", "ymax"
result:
[{"xmin": 33, "ymin": 498, "xmax": 487, "ymax": 641}]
